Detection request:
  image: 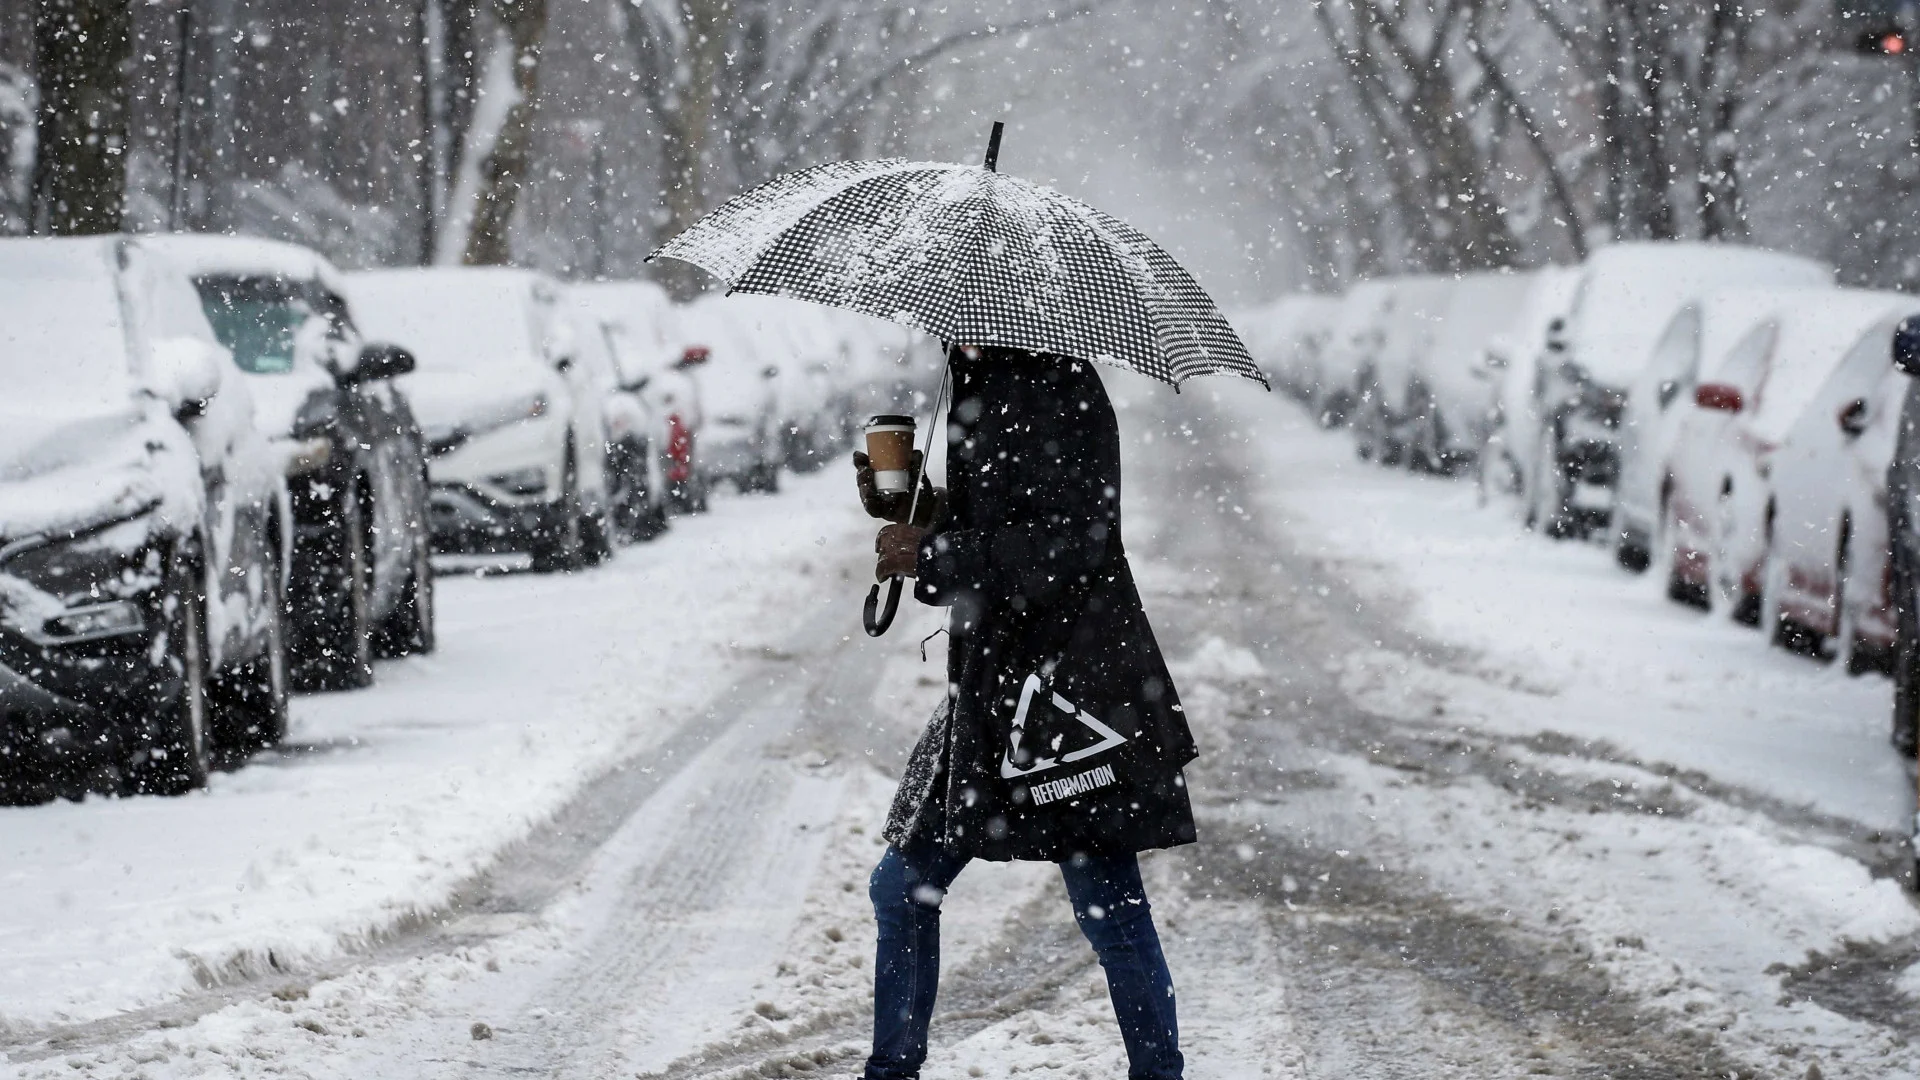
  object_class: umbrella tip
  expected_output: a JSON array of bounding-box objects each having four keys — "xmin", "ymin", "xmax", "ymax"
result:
[{"xmin": 984, "ymin": 120, "xmax": 1005, "ymax": 172}]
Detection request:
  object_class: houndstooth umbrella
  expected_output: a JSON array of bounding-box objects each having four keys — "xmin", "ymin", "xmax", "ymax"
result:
[{"xmin": 648, "ymin": 125, "xmax": 1266, "ymax": 391}]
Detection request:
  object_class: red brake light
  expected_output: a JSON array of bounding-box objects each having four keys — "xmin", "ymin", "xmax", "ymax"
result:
[{"xmin": 1693, "ymin": 383, "xmax": 1744, "ymax": 412}]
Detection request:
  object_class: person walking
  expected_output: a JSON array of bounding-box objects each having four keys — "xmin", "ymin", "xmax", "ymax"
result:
[{"xmin": 852, "ymin": 344, "xmax": 1197, "ymax": 1080}]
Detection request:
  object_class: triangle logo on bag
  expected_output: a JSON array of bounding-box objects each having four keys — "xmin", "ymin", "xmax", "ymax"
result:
[{"xmin": 999, "ymin": 673, "xmax": 1129, "ymax": 780}]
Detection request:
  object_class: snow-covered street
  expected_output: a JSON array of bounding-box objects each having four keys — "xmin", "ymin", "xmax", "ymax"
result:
[{"xmin": 3, "ymin": 382, "xmax": 1914, "ymax": 1079}]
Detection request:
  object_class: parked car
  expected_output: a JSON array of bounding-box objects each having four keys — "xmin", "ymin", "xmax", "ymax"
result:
[
  {"xmin": 1612, "ymin": 289, "xmax": 1816, "ymax": 573},
  {"xmin": 1526, "ymin": 243, "xmax": 1831, "ymax": 538},
  {"xmin": 1314, "ymin": 281, "xmax": 1396, "ymax": 430},
  {"xmin": 346, "ymin": 268, "xmax": 614, "ymax": 571},
  {"xmin": 1353, "ymin": 274, "xmax": 1453, "ymax": 466},
  {"xmin": 1478, "ymin": 266, "xmax": 1581, "ymax": 516},
  {"xmin": 570, "ymin": 281, "xmax": 711, "ymax": 516},
  {"xmin": 149, "ymin": 235, "xmax": 435, "ymax": 690},
  {"xmin": 1405, "ymin": 271, "xmax": 1535, "ymax": 475},
  {"xmin": 1242, "ymin": 294, "xmax": 1341, "ymax": 403},
  {"xmin": 1663, "ymin": 288, "xmax": 1862, "ymax": 622},
  {"xmin": 568, "ymin": 307, "xmax": 668, "ymax": 542},
  {"xmin": 1766, "ymin": 294, "xmax": 1916, "ymax": 674},
  {"xmin": 679, "ymin": 297, "xmax": 783, "ymax": 494},
  {"xmin": 727, "ymin": 294, "xmax": 851, "ymax": 472},
  {"xmin": 1887, "ymin": 317, "xmax": 1920, "ymax": 754},
  {"xmin": 0, "ymin": 237, "xmax": 288, "ymax": 797}
]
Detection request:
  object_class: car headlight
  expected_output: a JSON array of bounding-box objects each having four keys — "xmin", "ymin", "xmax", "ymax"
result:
[{"xmin": 39, "ymin": 600, "xmax": 146, "ymax": 643}]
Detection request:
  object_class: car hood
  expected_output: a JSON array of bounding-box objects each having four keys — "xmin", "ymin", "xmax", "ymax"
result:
[
  {"xmin": 401, "ymin": 368, "xmax": 555, "ymax": 437},
  {"xmin": 0, "ymin": 405, "xmax": 182, "ymax": 543}
]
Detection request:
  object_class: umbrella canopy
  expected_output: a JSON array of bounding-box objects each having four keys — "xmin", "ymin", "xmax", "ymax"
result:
[{"xmin": 650, "ymin": 157, "xmax": 1266, "ymax": 390}]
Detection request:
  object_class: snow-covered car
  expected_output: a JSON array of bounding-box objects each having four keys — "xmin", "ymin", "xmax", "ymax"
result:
[
  {"xmin": 1662, "ymin": 287, "xmax": 1864, "ymax": 622},
  {"xmin": 678, "ymin": 297, "xmax": 782, "ymax": 494},
  {"xmin": 148, "ymin": 235, "xmax": 435, "ymax": 690},
  {"xmin": 1404, "ymin": 271, "xmax": 1535, "ymax": 475},
  {"xmin": 1610, "ymin": 288, "xmax": 1826, "ymax": 572},
  {"xmin": 1242, "ymin": 294, "xmax": 1341, "ymax": 404},
  {"xmin": 1351, "ymin": 274, "xmax": 1453, "ymax": 466},
  {"xmin": 346, "ymin": 268, "xmax": 613, "ymax": 571},
  {"xmin": 0, "ymin": 237, "xmax": 288, "ymax": 797},
  {"xmin": 1477, "ymin": 266, "xmax": 1581, "ymax": 518},
  {"xmin": 569, "ymin": 280, "xmax": 709, "ymax": 516},
  {"xmin": 1766, "ymin": 294, "xmax": 1917, "ymax": 675},
  {"xmin": 568, "ymin": 307, "xmax": 668, "ymax": 542},
  {"xmin": 1310, "ymin": 281, "xmax": 1396, "ymax": 430},
  {"xmin": 726, "ymin": 294, "xmax": 852, "ymax": 472},
  {"xmin": 1528, "ymin": 242, "xmax": 1832, "ymax": 538}
]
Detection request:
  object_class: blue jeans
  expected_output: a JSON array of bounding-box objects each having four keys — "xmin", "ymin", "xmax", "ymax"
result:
[{"xmin": 864, "ymin": 840, "xmax": 1183, "ymax": 1080}]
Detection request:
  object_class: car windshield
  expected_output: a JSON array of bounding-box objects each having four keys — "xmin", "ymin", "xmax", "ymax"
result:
[
  {"xmin": 194, "ymin": 276, "xmax": 320, "ymax": 376},
  {"xmin": 0, "ymin": 244, "xmax": 134, "ymax": 412}
]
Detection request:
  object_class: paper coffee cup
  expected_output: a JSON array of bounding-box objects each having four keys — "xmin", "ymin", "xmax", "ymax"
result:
[{"xmin": 865, "ymin": 415, "xmax": 916, "ymax": 493}]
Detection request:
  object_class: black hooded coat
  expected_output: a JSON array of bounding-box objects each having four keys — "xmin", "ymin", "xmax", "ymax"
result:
[{"xmin": 883, "ymin": 350, "xmax": 1198, "ymax": 862}]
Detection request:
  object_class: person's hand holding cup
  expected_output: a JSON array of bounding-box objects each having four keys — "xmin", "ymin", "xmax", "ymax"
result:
[{"xmin": 853, "ymin": 415, "xmax": 940, "ymax": 526}]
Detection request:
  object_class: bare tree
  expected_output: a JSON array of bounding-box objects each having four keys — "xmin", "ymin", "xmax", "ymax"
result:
[
  {"xmin": 30, "ymin": 0, "xmax": 130, "ymax": 235},
  {"xmin": 1310, "ymin": 0, "xmax": 1522, "ymax": 271},
  {"xmin": 463, "ymin": 0, "xmax": 546, "ymax": 265}
]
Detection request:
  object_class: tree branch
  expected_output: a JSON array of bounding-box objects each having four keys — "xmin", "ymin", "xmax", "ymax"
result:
[{"xmin": 784, "ymin": 1, "xmax": 1116, "ymax": 151}]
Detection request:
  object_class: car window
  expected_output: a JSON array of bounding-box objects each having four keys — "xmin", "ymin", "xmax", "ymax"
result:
[{"xmin": 194, "ymin": 275, "xmax": 320, "ymax": 376}]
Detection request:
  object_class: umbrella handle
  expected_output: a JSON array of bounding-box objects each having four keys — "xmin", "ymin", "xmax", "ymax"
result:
[{"xmin": 864, "ymin": 576, "xmax": 904, "ymax": 637}]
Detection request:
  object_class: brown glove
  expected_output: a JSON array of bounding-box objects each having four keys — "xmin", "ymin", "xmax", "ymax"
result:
[
  {"xmin": 852, "ymin": 450, "xmax": 942, "ymax": 526},
  {"xmin": 875, "ymin": 523, "xmax": 925, "ymax": 581}
]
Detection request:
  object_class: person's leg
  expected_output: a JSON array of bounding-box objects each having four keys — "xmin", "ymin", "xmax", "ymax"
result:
[
  {"xmin": 865, "ymin": 839, "xmax": 968, "ymax": 1080},
  {"xmin": 1059, "ymin": 851, "xmax": 1183, "ymax": 1080}
]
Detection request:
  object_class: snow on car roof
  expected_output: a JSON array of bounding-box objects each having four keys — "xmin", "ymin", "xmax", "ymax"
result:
[
  {"xmin": 345, "ymin": 267, "xmax": 559, "ymax": 373},
  {"xmin": 0, "ymin": 237, "xmax": 135, "ymax": 412},
  {"xmin": 1374, "ymin": 274, "xmax": 1454, "ymax": 386},
  {"xmin": 567, "ymin": 281, "xmax": 679, "ymax": 382},
  {"xmin": 1423, "ymin": 271, "xmax": 1535, "ymax": 385},
  {"xmin": 1570, "ymin": 242, "xmax": 1832, "ymax": 385},
  {"xmin": 141, "ymin": 233, "xmax": 350, "ymax": 297},
  {"xmin": 1691, "ymin": 288, "xmax": 1805, "ymax": 384},
  {"xmin": 1750, "ymin": 289, "xmax": 1920, "ymax": 446}
]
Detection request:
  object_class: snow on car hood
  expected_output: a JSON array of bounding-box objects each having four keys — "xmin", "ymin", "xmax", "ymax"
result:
[
  {"xmin": 0, "ymin": 405, "xmax": 179, "ymax": 541},
  {"xmin": 401, "ymin": 367, "xmax": 555, "ymax": 438}
]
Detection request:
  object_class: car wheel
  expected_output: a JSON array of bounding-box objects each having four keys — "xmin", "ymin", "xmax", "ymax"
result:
[
  {"xmin": 531, "ymin": 453, "xmax": 586, "ymax": 573},
  {"xmin": 1530, "ymin": 428, "xmax": 1572, "ymax": 539},
  {"xmin": 583, "ymin": 508, "xmax": 616, "ymax": 565},
  {"xmin": 127, "ymin": 553, "xmax": 211, "ymax": 795},
  {"xmin": 212, "ymin": 566, "xmax": 289, "ymax": 753},
  {"xmin": 292, "ymin": 485, "xmax": 375, "ymax": 692},
  {"xmin": 1663, "ymin": 498, "xmax": 1707, "ymax": 607},
  {"xmin": 374, "ymin": 528, "xmax": 436, "ymax": 658}
]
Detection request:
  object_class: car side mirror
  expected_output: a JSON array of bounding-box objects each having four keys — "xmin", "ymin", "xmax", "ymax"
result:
[
  {"xmin": 553, "ymin": 355, "xmax": 575, "ymax": 374},
  {"xmin": 1694, "ymin": 383, "xmax": 1744, "ymax": 413},
  {"xmin": 147, "ymin": 337, "xmax": 225, "ymax": 419},
  {"xmin": 1839, "ymin": 398, "xmax": 1870, "ymax": 439},
  {"xmin": 1894, "ymin": 316, "xmax": 1920, "ymax": 377},
  {"xmin": 344, "ymin": 342, "xmax": 416, "ymax": 385}
]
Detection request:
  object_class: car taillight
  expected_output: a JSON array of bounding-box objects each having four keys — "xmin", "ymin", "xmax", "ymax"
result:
[{"xmin": 666, "ymin": 413, "xmax": 693, "ymax": 482}]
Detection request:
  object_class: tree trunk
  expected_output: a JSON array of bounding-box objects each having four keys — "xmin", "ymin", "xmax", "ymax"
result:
[
  {"xmin": 462, "ymin": 0, "xmax": 543, "ymax": 266},
  {"xmin": 30, "ymin": 0, "xmax": 130, "ymax": 235}
]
